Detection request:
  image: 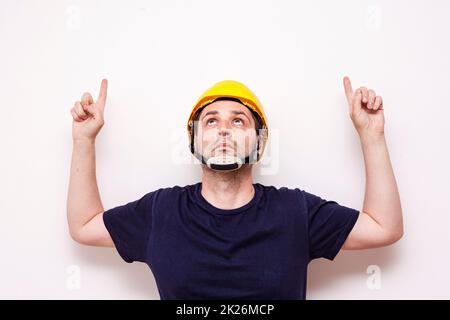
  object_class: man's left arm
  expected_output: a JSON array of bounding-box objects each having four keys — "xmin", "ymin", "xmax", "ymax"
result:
[{"xmin": 341, "ymin": 76, "xmax": 404, "ymax": 250}]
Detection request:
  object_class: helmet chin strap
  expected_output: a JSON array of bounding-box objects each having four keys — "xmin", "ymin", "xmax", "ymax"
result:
[{"xmin": 193, "ymin": 140, "xmax": 260, "ymax": 172}]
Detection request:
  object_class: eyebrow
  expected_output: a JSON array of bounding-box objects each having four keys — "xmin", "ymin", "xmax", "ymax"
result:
[{"xmin": 202, "ymin": 110, "xmax": 250, "ymax": 121}]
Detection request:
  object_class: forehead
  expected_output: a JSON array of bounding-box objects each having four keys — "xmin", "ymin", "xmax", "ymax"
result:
[{"xmin": 199, "ymin": 100, "xmax": 252, "ymax": 118}]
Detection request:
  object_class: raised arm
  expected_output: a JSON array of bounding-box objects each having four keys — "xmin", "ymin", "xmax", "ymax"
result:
[
  {"xmin": 66, "ymin": 79, "xmax": 113, "ymax": 247},
  {"xmin": 341, "ymin": 76, "xmax": 404, "ymax": 250}
]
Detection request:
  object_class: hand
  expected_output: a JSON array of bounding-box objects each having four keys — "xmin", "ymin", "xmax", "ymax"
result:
[
  {"xmin": 71, "ymin": 79, "xmax": 108, "ymax": 141},
  {"xmin": 343, "ymin": 76, "xmax": 385, "ymax": 138}
]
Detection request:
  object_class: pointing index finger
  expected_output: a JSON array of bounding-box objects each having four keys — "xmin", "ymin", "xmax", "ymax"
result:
[
  {"xmin": 97, "ymin": 79, "xmax": 108, "ymax": 106},
  {"xmin": 343, "ymin": 76, "xmax": 354, "ymax": 104}
]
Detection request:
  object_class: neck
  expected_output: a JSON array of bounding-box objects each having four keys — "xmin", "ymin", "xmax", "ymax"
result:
[{"xmin": 200, "ymin": 164, "xmax": 255, "ymax": 210}]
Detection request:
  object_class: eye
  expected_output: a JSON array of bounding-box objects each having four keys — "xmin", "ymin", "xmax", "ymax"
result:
[
  {"xmin": 233, "ymin": 118, "xmax": 244, "ymax": 125},
  {"xmin": 205, "ymin": 117, "xmax": 245, "ymax": 126},
  {"xmin": 206, "ymin": 118, "xmax": 216, "ymax": 125}
]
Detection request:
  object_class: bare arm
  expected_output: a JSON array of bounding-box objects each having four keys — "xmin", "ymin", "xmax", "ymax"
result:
[
  {"xmin": 66, "ymin": 79, "xmax": 113, "ymax": 247},
  {"xmin": 343, "ymin": 134, "xmax": 404, "ymax": 249},
  {"xmin": 341, "ymin": 77, "xmax": 404, "ymax": 250}
]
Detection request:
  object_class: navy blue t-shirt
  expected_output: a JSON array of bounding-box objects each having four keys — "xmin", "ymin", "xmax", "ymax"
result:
[{"xmin": 103, "ymin": 182, "xmax": 359, "ymax": 299}]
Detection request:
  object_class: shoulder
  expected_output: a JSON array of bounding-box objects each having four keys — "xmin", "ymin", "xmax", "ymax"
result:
[
  {"xmin": 258, "ymin": 183, "xmax": 304, "ymax": 195},
  {"xmin": 257, "ymin": 183, "xmax": 306, "ymax": 207},
  {"xmin": 259, "ymin": 184, "xmax": 325, "ymax": 206},
  {"xmin": 145, "ymin": 182, "xmax": 198, "ymax": 203},
  {"xmin": 147, "ymin": 183, "xmax": 194, "ymax": 194}
]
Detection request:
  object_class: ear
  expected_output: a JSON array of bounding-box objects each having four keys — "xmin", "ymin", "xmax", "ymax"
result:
[{"xmin": 256, "ymin": 133, "xmax": 264, "ymax": 158}]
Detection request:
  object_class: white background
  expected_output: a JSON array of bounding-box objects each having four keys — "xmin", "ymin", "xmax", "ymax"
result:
[{"xmin": 1, "ymin": 0, "xmax": 449, "ymax": 299}]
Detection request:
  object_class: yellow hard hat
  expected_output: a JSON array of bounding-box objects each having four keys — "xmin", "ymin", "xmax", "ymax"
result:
[{"xmin": 187, "ymin": 80, "xmax": 269, "ymax": 163}]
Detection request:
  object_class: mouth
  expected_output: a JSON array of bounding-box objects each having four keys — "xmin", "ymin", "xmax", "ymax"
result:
[
  {"xmin": 215, "ymin": 142, "xmax": 234, "ymax": 150},
  {"xmin": 215, "ymin": 147, "xmax": 233, "ymax": 153}
]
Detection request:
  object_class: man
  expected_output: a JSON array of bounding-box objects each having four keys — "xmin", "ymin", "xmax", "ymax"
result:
[{"xmin": 67, "ymin": 78, "xmax": 403, "ymax": 299}]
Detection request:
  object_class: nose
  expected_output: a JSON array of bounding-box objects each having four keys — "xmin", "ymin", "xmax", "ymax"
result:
[{"xmin": 218, "ymin": 122, "xmax": 232, "ymax": 138}]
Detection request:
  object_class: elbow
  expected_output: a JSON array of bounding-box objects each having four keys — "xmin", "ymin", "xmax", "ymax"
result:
[
  {"xmin": 392, "ymin": 230, "xmax": 404, "ymax": 243},
  {"xmin": 385, "ymin": 227, "xmax": 404, "ymax": 246},
  {"xmin": 69, "ymin": 228, "xmax": 83, "ymax": 244},
  {"xmin": 68, "ymin": 225, "xmax": 88, "ymax": 245}
]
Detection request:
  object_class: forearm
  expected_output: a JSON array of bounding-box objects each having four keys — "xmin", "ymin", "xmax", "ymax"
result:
[
  {"xmin": 360, "ymin": 133, "xmax": 403, "ymax": 237},
  {"xmin": 67, "ymin": 138, "xmax": 104, "ymax": 236}
]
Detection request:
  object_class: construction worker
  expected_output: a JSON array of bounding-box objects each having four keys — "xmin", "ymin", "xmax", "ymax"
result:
[{"xmin": 67, "ymin": 78, "xmax": 403, "ymax": 299}]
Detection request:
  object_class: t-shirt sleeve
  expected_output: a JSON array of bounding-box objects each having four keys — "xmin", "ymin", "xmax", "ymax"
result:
[
  {"xmin": 301, "ymin": 190, "xmax": 360, "ymax": 262},
  {"xmin": 102, "ymin": 191, "xmax": 157, "ymax": 263}
]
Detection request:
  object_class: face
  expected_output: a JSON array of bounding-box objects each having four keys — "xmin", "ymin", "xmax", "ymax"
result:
[{"xmin": 194, "ymin": 100, "xmax": 259, "ymax": 163}]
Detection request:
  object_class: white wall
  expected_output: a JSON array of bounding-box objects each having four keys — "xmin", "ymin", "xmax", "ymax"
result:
[{"xmin": 1, "ymin": 0, "xmax": 449, "ymax": 299}]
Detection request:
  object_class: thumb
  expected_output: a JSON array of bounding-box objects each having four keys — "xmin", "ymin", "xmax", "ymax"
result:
[
  {"xmin": 81, "ymin": 92, "xmax": 94, "ymax": 107},
  {"xmin": 83, "ymin": 103, "xmax": 101, "ymax": 119}
]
